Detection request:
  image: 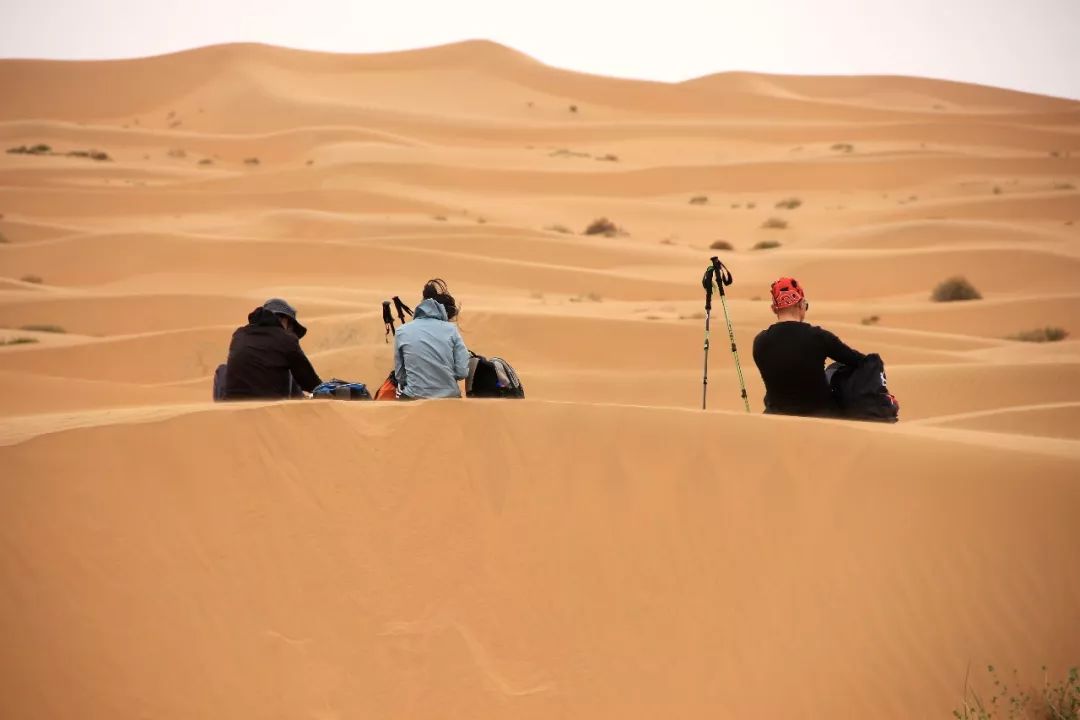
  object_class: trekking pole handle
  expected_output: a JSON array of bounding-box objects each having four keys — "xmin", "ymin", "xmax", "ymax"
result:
[{"xmin": 710, "ymin": 256, "xmax": 733, "ymax": 295}]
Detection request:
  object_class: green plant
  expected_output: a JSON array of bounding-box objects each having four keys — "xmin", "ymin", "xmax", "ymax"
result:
[
  {"xmin": 7, "ymin": 144, "xmax": 52, "ymax": 155},
  {"xmin": 1008, "ymin": 327, "xmax": 1069, "ymax": 343},
  {"xmin": 584, "ymin": 217, "xmax": 623, "ymax": 237},
  {"xmin": 761, "ymin": 217, "xmax": 788, "ymax": 229},
  {"xmin": 544, "ymin": 224, "xmax": 572, "ymax": 234},
  {"xmin": 1043, "ymin": 666, "xmax": 1080, "ymax": 719},
  {"xmin": 710, "ymin": 240, "xmax": 734, "ymax": 251},
  {"xmin": 0, "ymin": 337, "xmax": 38, "ymax": 346},
  {"xmin": 20, "ymin": 275, "xmax": 43, "ymax": 284},
  {"xmin": 775, "ymin": 197, "xmax": 802, "ymax": 210},
  {"xmin": 953, "ymin": 665, "xmax": 1079, "ymax": 720},
  {"xmin": 932, "ymin": 276, "xmax": 982, "ymax": 302},
  {"xmin": 752, "ymin": 240, "xmax": 782, "ymax": 250},
  {"xmin": 20, "ymin": 324, "xmax": 65, "ymax": 333},
  {"xmin": 689, "ymin": 195, "xmax": 709, "ymax": 205}
]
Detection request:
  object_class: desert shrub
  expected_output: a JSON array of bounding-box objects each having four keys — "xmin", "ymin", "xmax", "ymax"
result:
[
  {"xmin": 953, "ymin": 665, "xmax": 1079, "ymax": 720},
  {"xmin": 746, "ymin": 202, "xmax": 757, "ymax": 209},
  {"xmin": 544, "ymin": 224, "xmax": 572, "ymax": 234},
  {"xmin": 1054, "ymin": 182, "xmax": 1076, "ymax": 191},
  {"xmin": 66, "ymin": 149, "xmax": 110, "ymax": 161},
  {"xmin": 730, "ymin": 203, "xmax": 741, "ymax": 209},
  {"xmin": 761, "ymin": 217, "xmax": 788, "ymax": 229},
  {"xmin": 0, "ymin": 231, "xmax": 8, "ymax": 243},
  {"xmin": 476, "ymin": 216, "xmax": 487, "ymax": 224},
  {"xmin": 550, "ymin": 148, "xmax": 590, "ymax": 158},
  {"xmin": 584, "ymin": 217, "xmax": 621, "ymax": 237},
  {"xmin": 198, "ymin": 158, "xmax": 213, "ymax": 166},
  {"xmin": 0, "ymin": 337, "xmax": 38, "ymax": 346},
  {"xmin": 775, "ymin": 197, "xmax": 802, "ymax": 210},
  {"xmin": 569, "ymin": 292, "xmax": 602, "ymax": 303},
  {"xmin": 432, "ymin": 215, "xmax": 447, "ymax": 221},
  {"xmin": 20, "ymin": 275, "xmax": 43, "ymax": 284},
  {"xmin": 20, "ymin": 324, "xmax": 65, "ymax": 333},
  {"xmin": 7, "ymin": 144, "xmax": 52, "ymax": 155},
  {"xmin": 167, "ymin": 148, "xmax": 187, "ymax": 158},
  {"xmin": 595, "ymin": 154, "xmax": 619, "ymax": 162},
  {"xmin": 752, "ymin": 240, "xmax": 782, "ymax": 250},
  {"xmin": 306, "ymin": 159, "xmax": 314, "ymax": 165},
  {"xmin": 1008, "ymin": 327, "xmax": 1069, "ymax": 342},
  {"xmin": 831, "ymin": 143, "xmax": 854, "ymax": 153},
  {"xmin": 710, "ymin": 240, "xmax": 734, "ymax": 251},
  {"xmin": 689, "ymin": 195, "xmax": 709, "ymax": 205},
  {"xmin": 993, "ymin": 186, "xmax": 1003, "ymax": 195},
  {"xmin": 243, "ymin": 157, "xmax": 260, "ymax": 165},
  {"xmin": 659, "ymin": 238, "xmax": 675, "ymax": 245},
  {"xmin": 932, "ymin": 276, "xmax": 982, "ymax": 302},
  {"xmin": 569, "ymin": 105, "xmax": 578, "ymax": 113},
  {"xmin": 861, "ymin": 315, "xmax": 880, "ymax": 325}
]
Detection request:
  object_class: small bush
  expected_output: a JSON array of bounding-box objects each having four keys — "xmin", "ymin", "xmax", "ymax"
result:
[
  {"xmin": 730, "ymin": 203, "xmax": 741, "ymax": 209},
  {"xmin": 20, "ymin": 275, "xmax": 43, "ymax": 284},
  {"xmin": 432, "ymin": 215, "xmax": 447, "ymax": 221},
  {"xmin": 861, "ymin": 315, "xmax": 880, "ymax": 326},
  {"xmin": 689, "ymin": 195, "xmax": 709, "ymax": 205},
  {"xmin": 932, "ymin": 276, "xmax": 982, "ymax": 302},
  {"xmin": 544, "ymin": 224, "xmax": 572, "ymax": 234},
  {"xmin": 476, "ymin": 216, "xmax": 487, "ymax": 224},
  {"xmin": 752, "ymin": 240, "xmax": 782, "ymax": 251},
  {"xmin": 306, "ymin": 159, "xmax": 314, "ymax": 166},
  {"xmin": 0, "ymin": 231, "xmax": 8, "ymax": 244},
  {"xmin": 66, "ymin": 149, "xmax": 110, "ymax": 161},
  {"xmin": 584, "ymin": 217, "xmax": 622, "ymax": 237},
  {"xmin": 1008, "ymin": 327, "xmax": 1069, "ymax": 343},
  {"xmin": 710, "ymin": 240, "xmax": 734, "ymax": 251},
  {"xmin": 953, "ymin": 665, "xmax": 1079, "ymax": 720},
  {"xmin": 659, "ymin": 238, "xmax": 675, "ymax": 245},
  {"xmin": 831, "ymin": 143, "xmax": 854, "ymax": 153},
  {"xmin": 0, "ymin": 337, "xmax": 38, "ymax": 346},
  {"xmin": 775, "ymin": 197, "xmax": 802, "ymax": 210},
  {"xmin": 1054, "ymin": 182, "xmax": 1076, "ymax": 191},
  {"xmin": 993, "ymin": 186, "xmax": 1003, "ymax": 195},
  {"xmin": 167, "ymin": 148, "xmax": 187, "ymax": 158},
  {"xmin": 244, "ymin": 157, "xmax": 260, "ymax": 165},
  {"xmin": 569, "ymin": 105, "xmax": 578, "ymax": 113},
  {"xmin": 595, "ymin": 154, "xmax": 619, "ymax": 162},
  {"xmin": 7, "ymin": 144, "xmax": 52, "ymax": 155},
  {"xmin": 746, "ymin": 202, "xmax": 757, "ymax": 209},
  {"xmin": 761, "ymin": 217, "xmax": 788, "ymax": 229},
  {"xmin": 198, "ymin": 158, "xmax": 213, "ymax": 166},
  {"xmin": 20, "ymin": 324, "xmax": 65, "ymax": 333},
  {"xmin": 569, "ymin": 292, "xmax": 602, "ymax": 303}
]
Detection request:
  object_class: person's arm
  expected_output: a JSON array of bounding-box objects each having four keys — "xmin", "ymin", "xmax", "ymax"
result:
[
  {"xmin": 393, "ymin": 333, "xmax": 406, "ymax": 386},
  {"xmin": 285, "ymin": 339, "xmax": 322, "ymax": 392},
  {"xmin": 822, "ymin": 329, "xmax": 865, "ymax": 367},
  {"xmin": 451, "ymin": 328, "xmax": 470, "ymax": 381}
]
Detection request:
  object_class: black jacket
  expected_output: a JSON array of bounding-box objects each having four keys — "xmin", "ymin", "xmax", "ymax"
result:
[
  {"xmin": 752, "ymin": 321, "xmax": 864, "ymax": 417},
  {"xmin": 223, "ymin": 307, "xmax": 321, "ymax": 400}
]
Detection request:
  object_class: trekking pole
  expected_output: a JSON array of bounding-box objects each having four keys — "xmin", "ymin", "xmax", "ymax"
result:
[
  {"xmin": 709, "ymin": 256, "xmax": 751, "ymax": 413},
  {"xmin": 701, "ymin": 264, "xmax": 716, "ymax": 410}
]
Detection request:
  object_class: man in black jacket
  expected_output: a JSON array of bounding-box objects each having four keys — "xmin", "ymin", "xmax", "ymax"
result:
[
  {"xmin": 223, "ymin": 298, "xmax": 322, "ymax": 400},
  {"xmin": 752, "ymin": 277, "xmax": 864, "ymax": 417}
]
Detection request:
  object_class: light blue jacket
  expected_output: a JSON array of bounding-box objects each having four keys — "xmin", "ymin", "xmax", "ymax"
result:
[{"xmin": 394, "ymin": 298, "xmax": 470, "ymax": 399}]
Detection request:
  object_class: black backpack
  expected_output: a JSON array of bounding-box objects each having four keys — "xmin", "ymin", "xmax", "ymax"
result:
[
  {"xmin": 310, "ymin": 379, "xmax": 372, "ymax": 400},
  {"xmin": 466, "ymin": 353, "xmax": 525, "ymax": 399},
  {"xmin": 826, "ymin": 353, "xmax": 899, "ymax": 423}
]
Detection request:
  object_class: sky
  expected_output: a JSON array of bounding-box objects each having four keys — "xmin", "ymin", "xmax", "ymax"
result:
[{"xmin": 2, "ymin": 0, "xmax": 1078, "ymax": 99}]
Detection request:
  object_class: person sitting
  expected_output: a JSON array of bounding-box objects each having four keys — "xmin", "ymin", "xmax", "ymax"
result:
[
  {"xmin": 393, "ymin": 279, "xmax": 470, "ymax": 399},
  {"xmin": 752, "ymin": 277, "xmax": 864, "ymax": 417},
  {"xmin": 223, "ymin": 298, "xmax": 322, "ymax": 400}
]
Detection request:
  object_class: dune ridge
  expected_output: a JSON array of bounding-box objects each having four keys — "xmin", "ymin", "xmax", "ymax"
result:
[{"xmin": 1, "ymin": 41, "xmax": 1078, "ymax": 719}]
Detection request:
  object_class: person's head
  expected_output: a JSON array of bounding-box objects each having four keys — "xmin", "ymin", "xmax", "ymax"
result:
[
  {"xmin": 770, "ymin": 277, "xmax": 808, "ymax": 322},
  {"xmin": 422, "ymin": 278, "xmax": 459, "ymax": 321},
  {"xmin": 261, "ymin": 298, "xmax": 307, "ymax": 338}
]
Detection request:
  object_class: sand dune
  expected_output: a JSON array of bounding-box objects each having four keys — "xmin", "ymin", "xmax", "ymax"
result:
[{"xmin": 1, "ymin": 41, "xmax": 1078, "ymax": 719}]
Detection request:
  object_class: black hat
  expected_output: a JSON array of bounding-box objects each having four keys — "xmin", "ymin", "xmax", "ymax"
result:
[{"xmin": 262, "ymin": 298, "xmax": 307, "ymax": 339}]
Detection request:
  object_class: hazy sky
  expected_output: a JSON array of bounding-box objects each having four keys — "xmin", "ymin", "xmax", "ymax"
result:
[{"xmin": 2, "ymin": 0, "xmax": 1078, "ymax": 99}]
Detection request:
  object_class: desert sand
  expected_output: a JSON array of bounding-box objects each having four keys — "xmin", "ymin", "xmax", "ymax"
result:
[{"xmin": 0, "ymin": 41, "xmax": 1078, "ymax": 718}]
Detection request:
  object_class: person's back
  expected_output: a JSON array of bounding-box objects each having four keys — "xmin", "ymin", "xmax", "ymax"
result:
[
  {"xmin": 394, "ymin": 279, "xmax": 470, "ymax": 399},
  {"xmin": 752, "ymin": 277, "xmax": 864, "ymax": 417},
  {"xmin": 224, "ymin": 298, "xmax": 321, "ymax": 400}
]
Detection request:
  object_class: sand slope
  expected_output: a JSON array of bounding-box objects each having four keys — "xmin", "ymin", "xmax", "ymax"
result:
[{"xmin": 1, "ymin": 41, "xmax": 1079, "ymax": 719}]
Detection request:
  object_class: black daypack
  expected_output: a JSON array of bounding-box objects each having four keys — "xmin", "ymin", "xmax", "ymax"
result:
[
  {"xmin": 466, "ymin": 353, "xmax": 525, "ymax": 399},
  {"xmin": 826, "ymin": 353, "xmax": 899, "ymax": 423}
]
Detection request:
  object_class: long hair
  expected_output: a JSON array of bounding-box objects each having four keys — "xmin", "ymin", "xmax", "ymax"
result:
[{"xmin": 422, "ymin": 278, "xmax": 459, "ymax": 320}]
